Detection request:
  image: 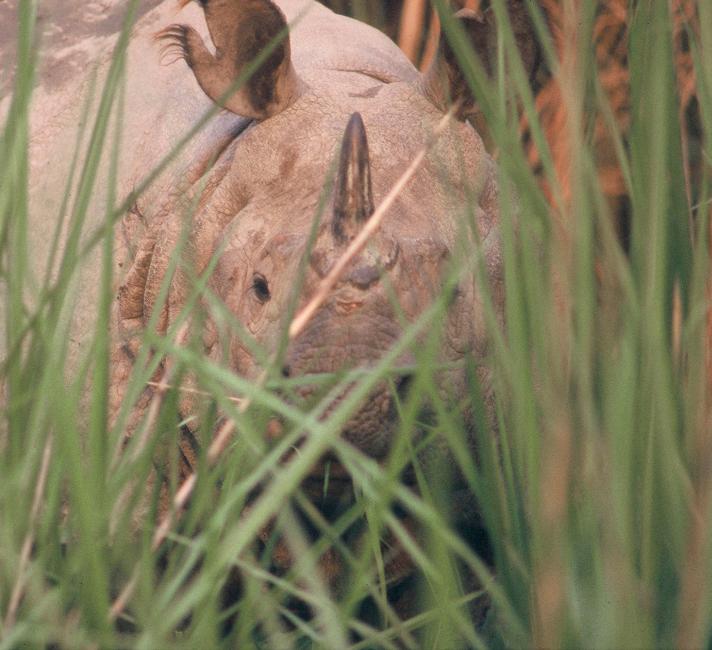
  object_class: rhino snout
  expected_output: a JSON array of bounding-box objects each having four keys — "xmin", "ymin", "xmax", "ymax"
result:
[{"xmin": 279, "ymin": 302, "xmax": 408, "ymax": 457}]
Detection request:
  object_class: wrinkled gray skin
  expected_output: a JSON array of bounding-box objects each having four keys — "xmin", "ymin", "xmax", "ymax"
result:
[{"xmin": 19, "ymin": 0, "xmax": 502, "ymax": 483}]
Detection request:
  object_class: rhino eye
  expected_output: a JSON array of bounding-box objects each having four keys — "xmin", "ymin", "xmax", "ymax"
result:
[
  {"xmin": 252, "ymin": 273, "xmax": 271, "ymax": 303},
  {"xmin": 447, "ymin": 284, "xmax": 462, "ymax": 307}
]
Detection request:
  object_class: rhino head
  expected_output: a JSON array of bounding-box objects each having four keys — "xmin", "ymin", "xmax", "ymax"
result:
[
  {"xmin": 113, "ymin": 0, "xmax": 534, "ymax": 510},
  {"xmin": 237, "ymin": 110, "xmax": 489, "ymax": 461}
]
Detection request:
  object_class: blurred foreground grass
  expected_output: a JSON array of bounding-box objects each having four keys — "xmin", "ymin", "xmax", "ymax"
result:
[{"xmin": 1, "ymin": 1, "xmax": 712, "ymax": 648}]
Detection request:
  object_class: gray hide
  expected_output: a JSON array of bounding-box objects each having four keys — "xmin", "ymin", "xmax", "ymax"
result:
[{"xmin": 15, "ymin": 0, "xmax": 504, "ymax": 474}]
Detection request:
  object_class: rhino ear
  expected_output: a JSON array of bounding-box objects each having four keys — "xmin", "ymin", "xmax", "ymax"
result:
[
  {"xmin": 422, "ymin": 2, "xmax": 540, "ymax": 121},
  {"xmin": 332, "ymin": 112, "xmax": 375, "ymax": 245},
  {"xmin": 158, "ymin": 0, "xmax": 301, "ymax": 120}
]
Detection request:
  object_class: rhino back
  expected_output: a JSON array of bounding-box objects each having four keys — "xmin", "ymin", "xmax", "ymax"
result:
[{"xmin": 277, "ymin": 0, "xmax": 419, "ymax": 84}]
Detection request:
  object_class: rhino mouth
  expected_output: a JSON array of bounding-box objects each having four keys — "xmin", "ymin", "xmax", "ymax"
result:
[
  {"xmin": 281, "ymin": 367, "xmax": 416, "ymax": 454},
  {"xmin": 301, "ymin": 454, "xmax": 356, "ymax": 506}
]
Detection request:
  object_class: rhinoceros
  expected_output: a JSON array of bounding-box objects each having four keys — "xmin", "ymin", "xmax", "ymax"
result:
[
  {"xmin": 108, "ymin": 0, "xmax": 506, "ymax": 440},
  {"xmin": 16, "ymin": 0, "xmax": 534, "ymax": 626}
]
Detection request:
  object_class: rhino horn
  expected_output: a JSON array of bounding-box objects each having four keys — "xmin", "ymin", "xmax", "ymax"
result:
[
  {"xmin": 158, "ymin": 0, "xmax": 300, "ymax": 120},
  {"xmin": 332, "ymin": 113, "xmax": 375, "ymax": 244},
  {"xmin": 422, "ymin": 3, "xmax": 539, "ymax": 121}
]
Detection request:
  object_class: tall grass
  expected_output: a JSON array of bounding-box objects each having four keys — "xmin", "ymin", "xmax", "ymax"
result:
[{"xmin": 1, "ymin": 0, "xmax": 711, "ymax": 648}]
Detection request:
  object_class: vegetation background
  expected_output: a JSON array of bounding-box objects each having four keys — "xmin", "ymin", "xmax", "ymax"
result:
[{"xmin": 1, "ymin": 0, "xmax": 711, "ymax": 648}]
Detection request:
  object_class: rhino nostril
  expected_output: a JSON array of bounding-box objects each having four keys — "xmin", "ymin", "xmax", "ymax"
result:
[
  {"xmin": 281, "ymin": 364, "xmax": 291, "ymax": 378},
  {"xmin": 395, "ymin": 373, "xmax": 413, "ymax": 401}
]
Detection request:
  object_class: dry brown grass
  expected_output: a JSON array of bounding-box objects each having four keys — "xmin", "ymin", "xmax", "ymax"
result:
[{"xmin": 389, "ymin": 1, "xmax": 700, "ymax": 223}]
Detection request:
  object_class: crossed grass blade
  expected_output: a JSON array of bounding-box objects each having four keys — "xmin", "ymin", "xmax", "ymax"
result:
[{"xmin": 4, "ymin": 0, "xmax": 712, "ymax": 647}]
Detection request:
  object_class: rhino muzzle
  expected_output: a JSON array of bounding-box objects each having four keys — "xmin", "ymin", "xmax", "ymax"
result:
[{"xmin": 282, "ymin": 301, "xmax": 411, "ymax": 459}]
